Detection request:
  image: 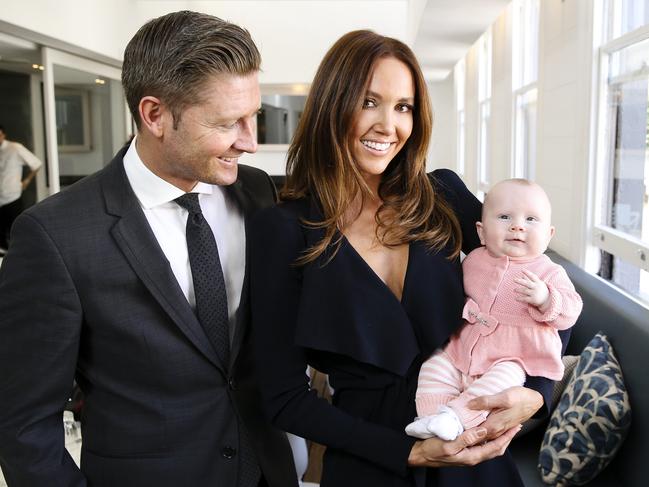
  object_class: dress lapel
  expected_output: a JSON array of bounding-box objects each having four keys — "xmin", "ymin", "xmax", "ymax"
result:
[
  {"xmin": 101, "ymin": 155, "xmax": 224, "ymax": 371},
  {"xmin": 293, "ymin": 199, "xmax": 466, "ymax": 374},
  {"xmin": 294, "ymin": 200, "xmax": 420, "ymax": 376}
]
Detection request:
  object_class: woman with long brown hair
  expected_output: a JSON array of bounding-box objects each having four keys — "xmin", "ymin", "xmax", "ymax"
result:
[{"xmin": 250, "ymin": 30, "xmax": 561, "ymax": 486}]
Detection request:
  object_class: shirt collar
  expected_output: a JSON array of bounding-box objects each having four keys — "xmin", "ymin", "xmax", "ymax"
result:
[{"xmin": 123, "ymin": 137, "xmax": 213, "ymax": 209}]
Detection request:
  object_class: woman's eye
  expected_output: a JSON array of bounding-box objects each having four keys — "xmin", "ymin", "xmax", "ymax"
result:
[
  {"xmin": 362, "ymin": 98, "xmax": 377, "ymax": 109},
  {"xmin": 396, "ymin": 103, "xmax": 413, "ymax": 113}
]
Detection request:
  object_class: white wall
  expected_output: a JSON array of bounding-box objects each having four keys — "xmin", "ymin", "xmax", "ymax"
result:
[
  {"xmin": 535, "ymin": 0, "xmax": 594, "ymax": 262},
  {"xmin": 427, "ymin": 76, "xmax": 454, "ymax": 171},
  {"xmin": 488, "ymin": 4, "xmax": 513, "ymax": 186},
  {"xmin": 0, "ymin": 0, "xmax": 136, "ymax": 60},
  {"xmin": 442, "ymin": 0, "xmax": 596, "ymax": 263}
]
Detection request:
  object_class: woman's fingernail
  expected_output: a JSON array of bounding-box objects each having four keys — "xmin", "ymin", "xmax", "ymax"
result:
[{"xmin": 476, "ymin": 428, "xmax": 487, "ymax": 438}]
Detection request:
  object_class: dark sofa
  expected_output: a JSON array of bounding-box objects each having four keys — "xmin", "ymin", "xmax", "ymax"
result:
[{"xmin": 512, "ymin": 251, "xmax": 649, "ymax": 486}]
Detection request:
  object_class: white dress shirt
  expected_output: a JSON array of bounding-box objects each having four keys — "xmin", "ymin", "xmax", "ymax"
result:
[
  {"xmin": 0, "ymin": 139, "xmax": 43, "ymax": 206},
  {"xmin": 123, "ymin": 139, "xmax": 246, "ymax": 339}
]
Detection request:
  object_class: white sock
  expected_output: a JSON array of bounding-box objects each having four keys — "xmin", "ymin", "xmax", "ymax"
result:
[
  {"xmin": 405, "ymin": 406, "xmax": 464, "ymax": 441},
  {"xmin": 426, "ymin": 405, "xmax": 464, "ymax": 441}
]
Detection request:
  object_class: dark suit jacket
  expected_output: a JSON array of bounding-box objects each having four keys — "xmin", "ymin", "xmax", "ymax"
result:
[
  {"xmin": 0, "ymin": 149, "xmax": 298, "ymax": 487},
  {"xmin": 249, "ymin": 169, "xmax": 568, "ymax": 487}
]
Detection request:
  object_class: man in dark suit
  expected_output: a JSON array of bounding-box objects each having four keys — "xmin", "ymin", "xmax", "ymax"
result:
[{"xmin": 0, "ymin": 11, "xmax": 297, "ymax": 487}]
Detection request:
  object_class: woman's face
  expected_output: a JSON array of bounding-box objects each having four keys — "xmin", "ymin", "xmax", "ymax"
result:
[{"xmin": 350, "ymin": 56, "xmax": 415, "ymax": 187}]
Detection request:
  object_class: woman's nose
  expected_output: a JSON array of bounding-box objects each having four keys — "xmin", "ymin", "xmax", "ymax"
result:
[{"xmin": 374, "ymin": 109, "xmax": 396, "ymax": 134}]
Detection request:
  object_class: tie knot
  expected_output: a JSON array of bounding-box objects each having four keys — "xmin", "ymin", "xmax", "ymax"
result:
[{"xmin": 174, "ymin": 193, "xmax": 202, "ymax": 214}]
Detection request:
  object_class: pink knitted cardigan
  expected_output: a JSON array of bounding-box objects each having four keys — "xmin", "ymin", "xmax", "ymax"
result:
[{"xmin": 444, "ymin": 247, "xmax": 582, "ymax": 380}]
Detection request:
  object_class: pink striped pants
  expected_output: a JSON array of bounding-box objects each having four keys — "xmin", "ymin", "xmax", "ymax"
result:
[{"xmin": 415, "ymin": 351, "xmax": 526, "ymax": 429}]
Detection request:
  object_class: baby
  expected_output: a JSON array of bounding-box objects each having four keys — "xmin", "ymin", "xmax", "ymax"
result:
[{"xmin": 406, "ymin": 178, "xmax": 582, "ymax": 441}]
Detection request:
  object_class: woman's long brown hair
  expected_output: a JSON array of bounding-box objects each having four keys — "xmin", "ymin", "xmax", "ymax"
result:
[{"xmin": 281, "ymin": 30, "xmax": 461, "ymax": 263}]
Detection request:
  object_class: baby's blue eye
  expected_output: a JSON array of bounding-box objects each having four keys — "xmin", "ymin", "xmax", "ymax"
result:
[
  {"xmin": 526, "ymin": 216, "xmax": 538, "ymax": 222},
  {"xmin": 498, "ymin": 214, "xmax": 510, "ymax": 220}
]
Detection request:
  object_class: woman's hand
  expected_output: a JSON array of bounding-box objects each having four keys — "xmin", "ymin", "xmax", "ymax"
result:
[
  {"xmin": 408, "ymin": 424, "xmax": 521, "ymax": 467},
  {"xmin": 467, "ymin": 386, "xmax": 543, "ymax": 440},
  {"xmin": 407, "ymin": 386, "xmax": 542, "ymax": 467}
]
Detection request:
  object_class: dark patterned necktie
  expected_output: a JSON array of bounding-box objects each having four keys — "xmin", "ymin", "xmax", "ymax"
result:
[
  {"xmin": 175, "ymin": 193, "xmax": 261, "ymax": 486},
  {"xmin": 175, "ymin": 193, "xmax": 230, "ymax": 367}
]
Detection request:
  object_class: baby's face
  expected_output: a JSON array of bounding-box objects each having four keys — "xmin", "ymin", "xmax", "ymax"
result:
[{"xmin": 477, "ymin": 181, "xmax": 555, "ymax": 260}]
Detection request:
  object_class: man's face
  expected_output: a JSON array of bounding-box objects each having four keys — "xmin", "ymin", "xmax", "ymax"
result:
[{"xmin": 157, "ymin": 72, "xmax": 261, "ymax": 191}]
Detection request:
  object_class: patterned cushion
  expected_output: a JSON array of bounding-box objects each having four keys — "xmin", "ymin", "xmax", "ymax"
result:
[{"xmin": 538, "ymin": 333, "xmax": 631, "ymax": 485}]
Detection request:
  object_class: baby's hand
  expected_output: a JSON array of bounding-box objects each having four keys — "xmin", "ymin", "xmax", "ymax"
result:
[{"xmin": 513, "ymin": 269, "xmax": 550, "ymax": 310}]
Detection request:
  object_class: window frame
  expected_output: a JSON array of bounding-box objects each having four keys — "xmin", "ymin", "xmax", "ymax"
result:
[
  {"xmin": 591, "ymin": 19, "xmax": 649, "ymax": 298},
  {"xmin": 511, "ymin": 0, "xmax": 540, "ymax": 179}
]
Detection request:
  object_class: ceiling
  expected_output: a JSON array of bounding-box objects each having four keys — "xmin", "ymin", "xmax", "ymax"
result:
[
  {"xmin": 413, "ymin": 0, "xmax": 510, "ymax": 82},
  {"xmin": 0, "ymin": 1, "xmax": 511, "ymax": 84}
]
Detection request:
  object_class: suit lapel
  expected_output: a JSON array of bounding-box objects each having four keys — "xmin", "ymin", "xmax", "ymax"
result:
[{"xmin": 101, "ymin": 154, "xmax": 224, "ymax": 371}]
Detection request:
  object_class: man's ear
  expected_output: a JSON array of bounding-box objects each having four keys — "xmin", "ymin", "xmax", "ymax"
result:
[
  {"xmin": 138, "ymin": 96, "xmax": 167, "ymax": 138},
  {"xmin": 476, "ymin": 221, "xmax": 486, "ymax": 246}
]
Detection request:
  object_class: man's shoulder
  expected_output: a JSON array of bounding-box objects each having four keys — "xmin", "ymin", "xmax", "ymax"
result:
[
  {"xmin": 237, "ymin": 163, "xmax": 268, "ymax": 179},
  {"xmin": 23, "ymin": 159, "xmax": 120, "ymax": 224},
  {"xmin": 4, "ymin": 140, "xmax": 26, "ymax": 152},
  {"xmin": 237, "ymin": 164, "xmax": 274, "ymax": 188}
]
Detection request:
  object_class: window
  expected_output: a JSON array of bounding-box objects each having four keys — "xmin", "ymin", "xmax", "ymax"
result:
[
  {"xmin": 592, "ymin": 0, "xmax": 649, "ymax": 305},
  {"xmin": 455, "ymin": 59, "xmax": 466, "ymax": 175},
  {"xmin": 512, "ymin": 0, "xmax": 539, "ymax": 179},
  {"xmin": 477, "ymin": 29, "xmax": 492, "ymax": 196},
  {"xmin": 55, "ymin": 88, "xmax": 91, "ymax": 152}
]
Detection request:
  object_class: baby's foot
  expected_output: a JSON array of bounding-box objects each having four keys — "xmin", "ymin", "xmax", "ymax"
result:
[
  {"xmin": 426, "ymin": 406, "xmax": 464, "ymax": 440},
  {"xmin": 404, "ymin": 406, "xmax": 464, "ymax": 441},
  {"xmin": 405, "ymin": 416, "xmax": 435, "ymax": 439}
]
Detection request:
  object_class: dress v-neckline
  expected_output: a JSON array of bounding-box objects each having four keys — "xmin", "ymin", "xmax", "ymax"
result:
[{"xmin": 341, "ymin": 234, "xmax": 411, "ymax": 304}]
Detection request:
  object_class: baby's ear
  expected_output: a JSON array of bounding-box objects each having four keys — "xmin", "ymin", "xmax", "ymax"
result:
[
  {"xmin": 548, "ymin": 225, "xmax": 556, "ymax": 240},
  {"xmin": 476, "ymin": 221, "xmax": 486, "ymax": 246}
]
